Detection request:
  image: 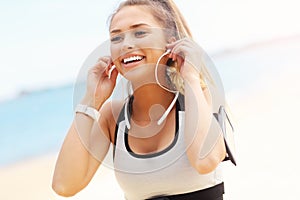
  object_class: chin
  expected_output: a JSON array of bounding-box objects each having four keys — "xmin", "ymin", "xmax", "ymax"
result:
[{"xmin": 123, "ymin": 64, "xmax": 157, "ymax": 86}]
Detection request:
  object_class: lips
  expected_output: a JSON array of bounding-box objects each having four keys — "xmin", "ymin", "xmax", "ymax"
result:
[
  {"xmin": 123, "ymin": 55, "xmax": 144, "ymax": 64},
  {"xmin": 121, "ymin": 54, "xmax": 145, "ymax": 68}
]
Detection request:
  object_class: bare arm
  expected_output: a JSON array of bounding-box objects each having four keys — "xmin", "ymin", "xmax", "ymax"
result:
[
  {"xmin": 52, "ymin": 98, "xmax": 111, "ymax": 197},
  {"xmin": 52, "ymin": 56, "xmax": 119, "ymax": 196},
  {"xmin": 167, "ymin": 38, "xmax": 226, "ymax": 174},
  {"xmin": 184, "ymin": 76, "xmax": 226, "ymax": 174}
]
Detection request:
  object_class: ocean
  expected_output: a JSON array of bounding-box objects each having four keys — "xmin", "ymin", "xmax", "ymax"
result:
[{"xmin": 0, "ymin": 85, "xmax": 74, "ymax": 166}]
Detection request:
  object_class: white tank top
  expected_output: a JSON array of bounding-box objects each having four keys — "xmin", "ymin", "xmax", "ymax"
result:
[{"xmin": 113, "ymin": 96, "xmax": 223, "ymax": 200}]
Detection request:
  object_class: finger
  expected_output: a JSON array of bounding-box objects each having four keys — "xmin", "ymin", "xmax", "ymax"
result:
[
  {"xmin": 176, "ymin": 56, "xmax": 184, "ymax": 69},
  {"xmin": 109, "ymin": 68, "xmax": 119, "ymax": 82},
  {"xmin": 107, "ymin": 65, "xmax": 116, "ymax": 78},
  {"xmin": 94, "ymin": 60, "xmax": 108, "ymax": 72},
  {"xmin": 166, "ymin": 38, "xmax": 186, "ymax": 49},
  {"xmin": 103, "ymin": 56, "xmax": 114, "ymax": 67},
  {"xmin": 89, "ymin": 61, "xmax": 109, "ymax": 78},
  {"xmin": 98, "ymin": 56, "xmax": 111, "ymax": 63},
  {"xmin": 97, "ymin": 57, "xmax": 113, "ymax": 69},
  {"xmin": 170, "ymin": 45, "xmax": 189, "ymax": 61}
]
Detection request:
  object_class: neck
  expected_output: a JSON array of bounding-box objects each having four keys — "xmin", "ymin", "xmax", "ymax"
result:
[{"xmin": 130, "ymin": 84, "xmax": 175, "ymax": 121}]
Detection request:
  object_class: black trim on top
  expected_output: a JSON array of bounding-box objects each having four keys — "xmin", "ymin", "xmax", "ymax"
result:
[
  {"xmin": 147, "ymin": 182, "xmax": 224, "ymax": 200},
  {"xmin": 113, "ymin": 93, "xmax": 185, "ymax": 159},
  {"xmin": 113, "ymin": 103, "xmax": 126, "ymax": 160},
  {"xmin": 177, "ymin": 93, "xmax": 185, "ymax": 111},
  {"xmin": 124, "ymin": 99, "xmax": 180, "ymax": 159}
]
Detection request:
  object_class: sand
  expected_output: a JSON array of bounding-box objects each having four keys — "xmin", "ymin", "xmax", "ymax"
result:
[{"xmin": 0, "ymin": 153, "xmax": 123, "ymax": 200}]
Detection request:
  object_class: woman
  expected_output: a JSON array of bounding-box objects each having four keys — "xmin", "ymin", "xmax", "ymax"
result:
[{"xmin": 52, "ymin": 0, "xmax": 230, "ymax": 199}]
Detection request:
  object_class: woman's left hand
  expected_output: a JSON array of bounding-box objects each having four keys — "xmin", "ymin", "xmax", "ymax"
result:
[{"xmin": 166, "ymin": 38, "xmax": 204, "ymax": 81}]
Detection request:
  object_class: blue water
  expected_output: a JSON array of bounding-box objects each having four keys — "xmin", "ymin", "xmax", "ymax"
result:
[{"xmin": 0, "ymin": 85, "xmax": 74, "ymax": 166}]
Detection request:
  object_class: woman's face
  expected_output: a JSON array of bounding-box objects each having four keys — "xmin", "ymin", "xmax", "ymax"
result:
[{"xmin": 110, "ymin": 5, "xmax": 168, "ymax": 81}]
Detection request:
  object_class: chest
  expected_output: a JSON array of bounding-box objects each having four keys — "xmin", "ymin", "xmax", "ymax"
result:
[
  {"xmin": 126, "ymin": 112, "xmax": 177, "ymax": 155},
  {"xmin": 113, "ymin": 118, "xmax": 220, "ymax": 199}
]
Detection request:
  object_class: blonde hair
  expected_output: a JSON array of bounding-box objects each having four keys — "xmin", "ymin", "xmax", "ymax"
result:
[{"xmin": 109, "ymin": 0, "xmax": 213, "ymax": 93}]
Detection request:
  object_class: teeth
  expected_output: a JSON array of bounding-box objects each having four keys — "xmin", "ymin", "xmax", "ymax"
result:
[{"xmin": 123, "ymin": 56, "xmax": 143, "ymax": 64}]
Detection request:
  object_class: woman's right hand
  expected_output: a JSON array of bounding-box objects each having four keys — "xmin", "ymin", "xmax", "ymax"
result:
[{"xmin": 82, "ymin": 56, "xmax": 118, "ymax": 109}]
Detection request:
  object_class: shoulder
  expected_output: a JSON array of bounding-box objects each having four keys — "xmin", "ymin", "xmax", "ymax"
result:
[{"xmin": 99, "ymin": 100, "xmax": 126, "ymax": 144}]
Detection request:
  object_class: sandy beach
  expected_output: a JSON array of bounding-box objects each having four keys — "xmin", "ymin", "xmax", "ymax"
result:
[
  {"xmin": 0, "ymin": 152, "xmax": 124, "ymax": 200},
  {"xmin": 0, "ymin": 154, "xmax": 59, "ymax": 200}
]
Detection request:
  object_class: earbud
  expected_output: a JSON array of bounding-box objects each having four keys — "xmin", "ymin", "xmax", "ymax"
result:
[
  {"xmin": 155, "ymin": 49, "xmax": 174, "ymax": 93},
  {"xmin": 108, "ymin": 65, "xmax": 116, "ymax": 79}
]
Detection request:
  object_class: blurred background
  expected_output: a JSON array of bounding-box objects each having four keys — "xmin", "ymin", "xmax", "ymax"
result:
[{"xmin": 0, "ymin": 0, "xmax": 299, "ymax": 199}]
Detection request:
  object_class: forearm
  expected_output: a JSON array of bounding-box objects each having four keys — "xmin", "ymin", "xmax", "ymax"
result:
[
  {"xmin": 184, "ymin": 76, "xmax": 225, "ymax": 174},
  {"xmin": 52, "ymin": 99, "xmax": 109, "ymax": 196}
]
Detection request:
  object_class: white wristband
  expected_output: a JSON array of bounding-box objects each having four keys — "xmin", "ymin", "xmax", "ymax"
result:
[{"xmin": 75, "ymin": 104, "xmax": 100, "ymax": 121}]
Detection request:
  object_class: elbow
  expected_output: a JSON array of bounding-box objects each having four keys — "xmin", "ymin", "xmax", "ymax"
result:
[
  {"xmin": 195, "ymin": 140, "xmax": 226, "ymax": 174},
  {"xmin": 196, "ymin": 162, "xmax": 216, "ymax": 174},
  {"xmin": 194, "ymin": 156, "xmax": 221, "ymax": 175},
  {"xmin": 52, "ymin": 180, "xmax": 79, "ymax": 197}
]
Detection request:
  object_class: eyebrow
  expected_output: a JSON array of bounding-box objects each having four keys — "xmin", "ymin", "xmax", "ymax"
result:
[{"xmin": 110, "ymin": 23, "xmax": 151, "ymax": 34}]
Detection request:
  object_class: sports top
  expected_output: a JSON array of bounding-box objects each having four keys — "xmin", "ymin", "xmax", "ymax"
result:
[{"xmin": 113, "ymin": 95, "xmax": 223, "ymax": 200}]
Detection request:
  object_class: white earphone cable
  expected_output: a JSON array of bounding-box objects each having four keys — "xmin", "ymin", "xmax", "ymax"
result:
[
  {"xmin": 154, "ymin": 49, "xmax": 174, "ymax": 93},
  {"xmin": 124, "ymin": 100, "xmax": 131, "ymax": 129},
  {"xmin": 125, "ymin": 49, "xmax": 179, "ymax": 129}
]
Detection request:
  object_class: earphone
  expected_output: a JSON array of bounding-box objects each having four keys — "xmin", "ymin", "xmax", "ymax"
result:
[
  {"xmin": 166, "ymin": 48, "xmax": 172, "ymax": 54},
  {"xmin": 108, "ymin": 65, "xmax": 116, "ymax": 79},
  {"xmin": 154, "ymin": 49, "xmax": 173, "ymax": 93},
  {"xmin": 154, "ymin": 48, "xmax": 179, "ymax": 126},
  {"xmin": 125, "ymin": 48, "xmax": 179, "ymax": 129}
]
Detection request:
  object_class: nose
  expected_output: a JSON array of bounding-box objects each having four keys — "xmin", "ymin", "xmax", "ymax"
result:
[{"xmin": 121, "ymin": 34, "xmax": 135, "ymax": 51}]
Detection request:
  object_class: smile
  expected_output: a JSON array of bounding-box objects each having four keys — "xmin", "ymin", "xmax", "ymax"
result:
[{"xmin": 122, "ymin": 55, "xmax": 145, "ymax": 64}]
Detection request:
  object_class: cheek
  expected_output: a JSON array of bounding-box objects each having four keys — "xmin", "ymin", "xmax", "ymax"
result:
[
  {"xmin": 141, "ymin": 38, "xmax": 166, "ymax": 51},
  {"xmin": 145, "ymin": 49, "xmax": 165, "ymax": 63},
  {"xmin": 110, "ymin": 45, "xmax": 120, "ymax": 61},
  {"xmin": 110, "ymin": 45, "xmax": 124, "ymax": 75}
]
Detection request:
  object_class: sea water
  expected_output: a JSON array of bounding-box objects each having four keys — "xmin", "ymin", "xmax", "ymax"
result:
[{"xmin": 0, "ymin": 85, "xmax": 74, "ymax": 166}]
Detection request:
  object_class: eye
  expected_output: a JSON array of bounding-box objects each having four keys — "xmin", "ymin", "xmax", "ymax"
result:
[
  {"xmin": 134, "ymin": 30, "xmax": 147, "ymax": 37},
  {"xmin": 110, "ymin": 34, "xmax": 123, "ymax": 43}
]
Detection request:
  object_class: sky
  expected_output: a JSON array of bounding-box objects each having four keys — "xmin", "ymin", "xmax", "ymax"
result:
[{"xmin": 0, "ymin": 0, "xmax": 299, "ymax": 101}]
